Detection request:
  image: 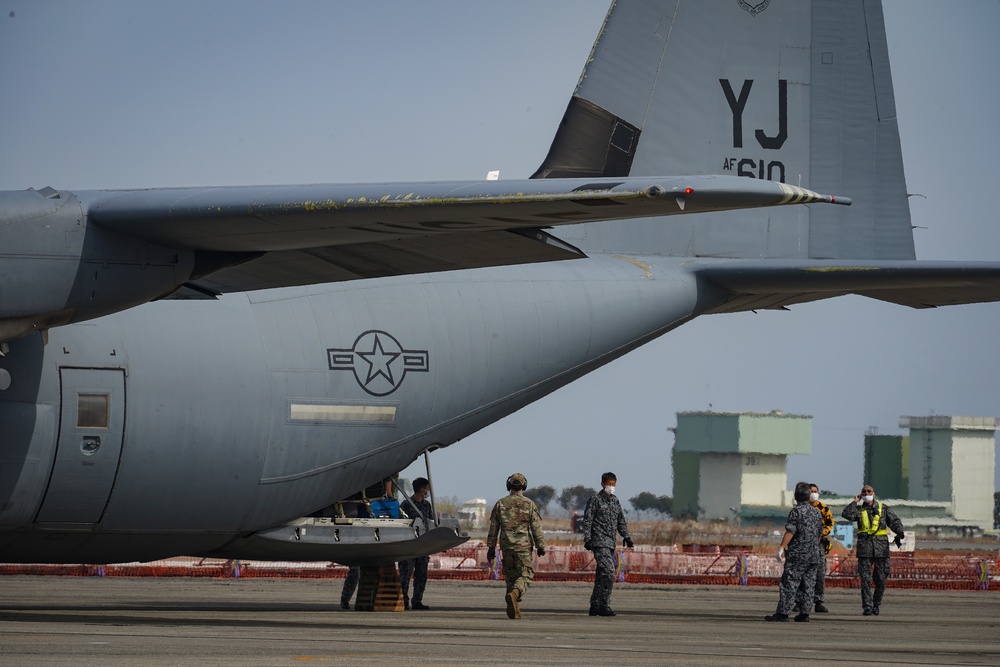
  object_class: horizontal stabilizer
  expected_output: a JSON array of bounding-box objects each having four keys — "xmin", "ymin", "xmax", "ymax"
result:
[
  {"xmin": 694, "ymin": 261, "xmax": 1000, "ymax": 312},
  {"xmin": 85, "ymin": 176, "xmax": 846, "ymax": 253}
]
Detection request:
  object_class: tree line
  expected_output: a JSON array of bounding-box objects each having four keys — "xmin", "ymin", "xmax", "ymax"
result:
[{"xmin": 523, "ymin": 484, "xmax": 673, "ymax": 516}]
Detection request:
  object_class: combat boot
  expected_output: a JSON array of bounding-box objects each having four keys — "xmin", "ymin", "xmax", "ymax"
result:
[{"xmin": 505, "ymin": 589, "xmax": 522, "ymax": 619}]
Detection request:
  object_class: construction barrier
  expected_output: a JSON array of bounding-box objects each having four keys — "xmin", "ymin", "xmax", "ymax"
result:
[{"xmin": 1, "ymin": 545, "xmax": 996, "ymax": 591}]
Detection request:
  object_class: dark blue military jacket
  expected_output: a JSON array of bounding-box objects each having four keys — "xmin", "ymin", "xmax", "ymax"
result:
[
  {"xmin": 784, "ymin": 502, "xmax": 822, "ymax": 563},
  {"xmin": 582, "ymin": 492, "xmax": 631, "ymax": 549}
]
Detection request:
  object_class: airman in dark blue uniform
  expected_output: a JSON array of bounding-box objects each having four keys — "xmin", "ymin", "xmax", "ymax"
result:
[
  {"xmin": 399, "ymin": 477, "xmax": 434, "ymax": 610},
  {"xmin": 582, "ymin": 472, "xmax": 633, "ymax": 617},
  {"xmin": 842, "ymin": 484, "xmax": 904, "ymax": 616},
  {"xmin": 765, "ymin": 481, "xmax": 822, "ymax": 622}
]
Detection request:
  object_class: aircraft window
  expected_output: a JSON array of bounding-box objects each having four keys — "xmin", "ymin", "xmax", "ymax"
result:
[
  {"xmin": 289, "ymin": 403, "xmax": 396, "ymax": 424},
  {"xmin": 77, "ymin": 393, "xmax": 109, "ymax": 428}
]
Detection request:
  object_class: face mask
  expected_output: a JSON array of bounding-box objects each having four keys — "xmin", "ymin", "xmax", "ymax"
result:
[
  {"xmin": 603, "ymin": 485, "xmax": 616, "ymax": 496},
  {"xmin": 809, "ymin": 492, "xmax": 819, "ymax": 502},
  {"xmin": 862, "ymin": 495, "xmax": 874, "ymax": 504}
]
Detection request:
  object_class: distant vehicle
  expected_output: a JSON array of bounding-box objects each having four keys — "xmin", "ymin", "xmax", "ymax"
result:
[{"xmin": 457, "ymin": 499, "xmax": 489, "ymax": 531}]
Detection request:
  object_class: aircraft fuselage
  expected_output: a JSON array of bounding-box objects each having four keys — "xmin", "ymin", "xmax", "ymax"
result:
[{"xmin": 0, "ymin": 256, "xmax": 713, "ymax": 562}]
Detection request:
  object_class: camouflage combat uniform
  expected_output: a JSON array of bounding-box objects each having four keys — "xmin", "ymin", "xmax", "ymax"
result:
[
  {"xmin": 582, "ymin": 492, "xmax": 632, "ymax": 610},
  {"xmin": 486, "ymin": 493, "xmax": 545, "ymax": 599},
  {"xmin": 796, "ymin": 498, "xmax": 834, "ymax": 610},
  {"xmin": 841, "ymin": 500, "xmax": 904, "ymax": 614},
  {"xmin": 399, "ymin": 493, "xmax": 434, "ymax": 608},
  {"xmin": 774, "ymin": 502, "xmax": 822, "ymax": 616}
]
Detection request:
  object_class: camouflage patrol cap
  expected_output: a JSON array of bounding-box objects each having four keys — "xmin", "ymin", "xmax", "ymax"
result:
[{"xmin": 506, "ymin": 473, "xmax": 527, "ymax": 491}]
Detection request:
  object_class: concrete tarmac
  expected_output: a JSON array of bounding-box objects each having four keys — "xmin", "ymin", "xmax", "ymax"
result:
[{"xmin": 1, "ymin": 576, "xmax": 998, "ymax": 666}]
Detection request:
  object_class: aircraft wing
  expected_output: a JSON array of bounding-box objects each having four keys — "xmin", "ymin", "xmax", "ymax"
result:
[
  {"xmin": 0, "ymin": 176, "xmax": 848, "ymax": 340},
  {"xmin": 693, "ymin": 260, "xmax": 1000, "ymax": 312},
  {"xmin": 84, "ymin": 176, "xmax": 846, "ymax": 293}
]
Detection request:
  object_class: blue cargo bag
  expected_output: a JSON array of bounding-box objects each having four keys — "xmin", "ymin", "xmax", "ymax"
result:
[{"xmin": 369, "ymin": 499, "xmax": 401, "ymax": 518}]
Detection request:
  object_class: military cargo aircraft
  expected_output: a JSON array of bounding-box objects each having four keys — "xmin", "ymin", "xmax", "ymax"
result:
[{"xmin": 2, "ymin": 0, "xmax": 999, "ymax": 565}]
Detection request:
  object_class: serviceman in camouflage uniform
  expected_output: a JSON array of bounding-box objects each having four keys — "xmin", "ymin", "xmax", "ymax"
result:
[
  {"xmin": 582, "ymin": 472, "xmax": 633, "ymax": 617},
  {"xmin": 796, "ymin": 482, "xmax": 835, "ymax": 614},
  {"xmin": 486, "ymin": 473, "xmax": 545, "ymax": 619},
  {"xmin": 765, "ymin": 481, "xmax": 823, "ymax": 622},
  {"xmin": 841, "ymin": 484, "xmax": 905, "ymax": 616},
  {"xmin": 398, "ymin": 477, "xmax": 434, "ymax": 610}
]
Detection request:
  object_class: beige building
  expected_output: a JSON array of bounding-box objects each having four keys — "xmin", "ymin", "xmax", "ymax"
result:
[
  {"xmin": 901, "ymin": 416, "xmax": 997, "ymax": 530},
  {"xmin": 671, "ymin": 411, "xmax": 811, "ymax": 520}
]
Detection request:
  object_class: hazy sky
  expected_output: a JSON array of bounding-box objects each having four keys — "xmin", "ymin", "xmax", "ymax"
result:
[{"xmin": 2, "ymin": 1, "xmax": 997, "ymax": 507}]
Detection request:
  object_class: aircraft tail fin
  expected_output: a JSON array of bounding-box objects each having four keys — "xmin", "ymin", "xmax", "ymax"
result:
[{"xmin": 535, "ymin": 0, "xmax": 914, "ymax": 261}]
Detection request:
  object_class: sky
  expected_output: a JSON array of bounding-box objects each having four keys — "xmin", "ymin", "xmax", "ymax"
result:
[{"xmin": 1, "ymin": 1, "xmax": 998, "ymax": 507}]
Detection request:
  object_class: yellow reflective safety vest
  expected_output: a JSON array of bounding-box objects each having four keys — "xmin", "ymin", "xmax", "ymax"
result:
[{"xmin": 857, "ymin": 502, "xmax": 887, "ymax": 536}]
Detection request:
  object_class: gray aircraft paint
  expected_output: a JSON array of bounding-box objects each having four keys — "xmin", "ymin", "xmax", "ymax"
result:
[
  {"xmin": 0, "ymin": 255, "xmax": 706, "ymax": 561},
  {"xmin": 35, "ymin": 368, "xmax": 126, "ymax": 524},
  {"xmin": 546, "ymin": 0, "xmax": 913, "ymax": 261},
  {"xmin": 1, "ymin": 0, "xmax": 999, "ymax": 564},
  {"xmin": 0, "ymin": 176, "xmax": 839, "ymax": 343}
]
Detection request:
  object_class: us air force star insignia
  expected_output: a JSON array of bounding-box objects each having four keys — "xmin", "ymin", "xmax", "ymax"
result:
[
  {"xmin": 327, "ymin": 330, "xmax": 429, "ymax": 396},
  {"xmin": 738, "ymin": 0, "xmax": 770, "ymax": 16}
]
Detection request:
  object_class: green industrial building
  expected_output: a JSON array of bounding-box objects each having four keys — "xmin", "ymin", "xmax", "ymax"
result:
[
  {"xmin": 670, "ymin": 411, "xmax": 996, "ymax": 532},
  {"xmin": 864, "ymin": 434, "xmax": 909, "ymax": 499}
]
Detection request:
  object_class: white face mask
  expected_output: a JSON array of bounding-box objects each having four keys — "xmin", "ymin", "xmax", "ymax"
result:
[
  {"xmin": 862, "ymin": 495, "xmax": 874, "ymax": 504},
  {"xmin": 603, "ymin": 485, "xmax": 616, "ymax": 496},
  {"xmin": 809, "ymin": 492, "xmax": 819, "ymax": 502}
]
